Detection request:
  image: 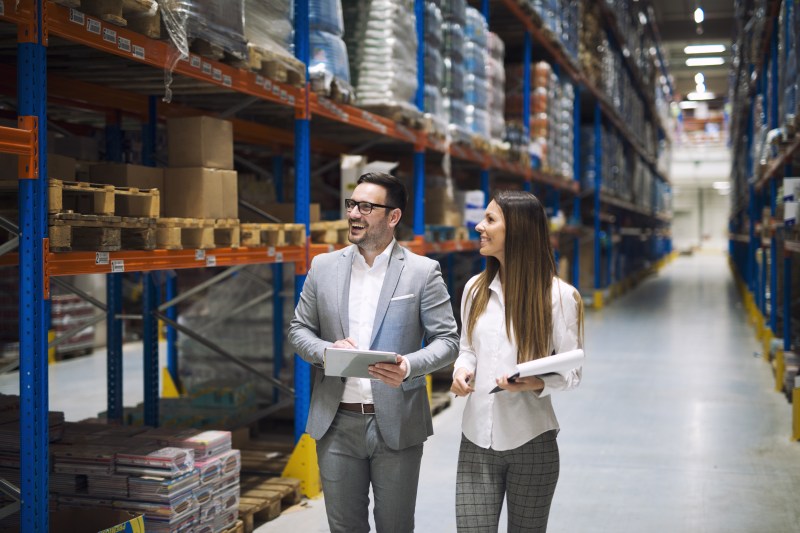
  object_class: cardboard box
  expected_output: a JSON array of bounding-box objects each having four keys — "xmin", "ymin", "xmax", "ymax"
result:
[
  {"xmin": 90, "ymin": 163, "xmax": 164, "ymax": 216},
  {"xmin": 425, "ymin": 187, "xmax": 462, "ymax": 226},
  {"xmin": 164, "ymin": 167, "xmax": 236, "ymax": 219},
  {"xmin": 265, "ymin": 202, "xmax": 320, "ymax": 223},
  {"xmin": 51, "ymin": 508, "xmax": 143, "ymax": 533},
  {"xmin": 220, "ymin": 169, "xmax": 238, "ymax": 218},
  {"xmin": 0, "ymin": 153, "xmax": 75, "ymax": 181},
  {"xmin": 168, "ymin": 116, "xmax": 234, "ymax": 169},
  {"xmin": 49, "ymin": 135, "xmax": 100, "ymax": 161}
]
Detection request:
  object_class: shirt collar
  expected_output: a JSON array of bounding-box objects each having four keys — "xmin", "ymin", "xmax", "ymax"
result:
[
  {"xmin": 488, "ymin": 272, "xmax": 503, "ymax": 304},
  {"xmin": 353, "ymin": 238, "xmax": 396, "ymax": 270}
]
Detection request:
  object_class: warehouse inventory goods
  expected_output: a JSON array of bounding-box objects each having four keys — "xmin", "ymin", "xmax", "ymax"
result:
[
  {"xmin": 309, "ymin": 0, "xmax": 353, "ymax": 100},
  {"xmin": 486, "ymin": 31, "xmax": 506, "ymax": 143},
  {"xmin": 243, "ymin": 0, "xmax": 305, "ymax": 86},
  {"xmin": 344, "ymin": 0, "xmax": 419, "ymax": 119}
]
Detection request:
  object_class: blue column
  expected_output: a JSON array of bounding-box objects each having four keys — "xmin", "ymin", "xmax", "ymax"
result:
[
  {"xmin": 106, "ymin": 274, "xmax": 123, "ymax": 420},
  {"xmin": 166, "ymin": 272, "xmax": 178, "ymax": 387},
  {"xmin": 785, "ymin": 253, "xmax": 792, "ymax": 352},
  {"xmin": 593, "ymin": 103, "xmax": 602, "ymax": 290},
  {"xmin": 522, "ymin": 32, "xmax": 532, "ymax": 140},
  {"xmin": 572, "ymin": 84, "xmax": 581, "ymax": 287},
  {"xmin": 413, "ymin": 151, "xmax": 425, "ymax": 237},
  {"xmin": 293, "ymin": 0, "xmax": 312, "ymax": 443},
  {"xmin": 18, "ymin": 2, "xmax": 49, "ymax": 529},
  {"xmin": 105, "ymin": 109, "xmax": 126, "ymax": 413},
  {"xmin": 272, "ymin": 154, "xmax": 285, "ymax": 404},
  {"xmin": 141, "ymin": 273, "xmax": 159, "ymax": 427}
]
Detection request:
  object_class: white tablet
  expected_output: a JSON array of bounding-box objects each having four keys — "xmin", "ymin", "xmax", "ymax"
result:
[{"xmin": 323, "ymin": 347, "xmax": 398, "ymax": 379}]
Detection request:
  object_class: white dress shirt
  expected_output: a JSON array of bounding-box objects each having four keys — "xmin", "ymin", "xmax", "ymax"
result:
[
  {"xmin": 340, "ymin": 239, "xmax": 396, "ymax": 404},
  {"xmin": 454, "ymin": 274, "xmax": 583, "ymax": 451}
]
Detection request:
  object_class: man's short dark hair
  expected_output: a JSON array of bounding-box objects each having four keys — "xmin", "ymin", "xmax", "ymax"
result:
[{"xmin": 357, "ymin": 172, "xmax": 407, "ymax": 214}]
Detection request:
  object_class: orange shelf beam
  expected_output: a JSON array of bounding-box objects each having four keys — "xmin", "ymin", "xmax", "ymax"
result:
[
  {"xmin": 756, "ymin": 137, "xmax": 800, "ymax": 191},
  {"xmin": 34, "ymin": 246, "xmax": 308, "ymax": 277},
  {"xmin": 0, "ymin": 123, "xmax": 35, "ymax": 156},
  {"xmin": 42, "ymin": 3, "xmax": 305, "ymax": 109},
  {"xmin": 309, "ymin": 94, "xmax": 423, "ymax": 145}
]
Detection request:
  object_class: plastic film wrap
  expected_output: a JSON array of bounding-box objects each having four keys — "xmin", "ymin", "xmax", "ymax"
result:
[
  {"xmin": 244, "ymin": 0, "xmax": 293, "ymax": 55},
  {"xmin": 310, "ymin": 0, "xmax": 345, "ymax": 35},
  {"xmin": 348, "ymin": 0, "xmax": 419, "ymax": 110}
]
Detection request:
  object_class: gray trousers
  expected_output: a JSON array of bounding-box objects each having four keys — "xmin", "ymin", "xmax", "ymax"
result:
[
  {"xmin": 455, "ymin": 431, "xmax": 560, "ymax": 532},
  {"xmin": 317, "ymin": 409, "xmax": 424, "ymax": 533}
]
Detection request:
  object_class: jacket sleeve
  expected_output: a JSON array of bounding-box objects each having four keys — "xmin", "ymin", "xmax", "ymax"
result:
[
  {"xmin": 453, "ymin": 277, "xmax": 477, "ymax": 376},
  {"xmin": 538, "ymin": 283, "xmax": 584, "ymax": 397},
  {"xmin": 404, "ymin": 260, "xmax": 459, "ymax": 378},
  {"xmin": 287, "ymin": 256, "xmax": 333, "ymax": 368}
]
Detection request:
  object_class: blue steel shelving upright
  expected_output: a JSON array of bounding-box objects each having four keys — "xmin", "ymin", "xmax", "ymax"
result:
[{"xmin": 17, "ymin": 1, "xmax": 49, "ymax": 530}]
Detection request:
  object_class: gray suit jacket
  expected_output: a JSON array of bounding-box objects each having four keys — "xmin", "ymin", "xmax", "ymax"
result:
[{"xmin": 288, "ymin": 243, "xmax": 459, "ymax": 450}]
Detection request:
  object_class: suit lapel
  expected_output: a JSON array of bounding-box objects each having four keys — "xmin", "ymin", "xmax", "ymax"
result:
[
  {"xmin": 338, "ymin": 246, "xmax": 353, "ymax": 338},
  {"xmin": 370, "ymin": 244, "xmax": 405, "ymax": 348}
]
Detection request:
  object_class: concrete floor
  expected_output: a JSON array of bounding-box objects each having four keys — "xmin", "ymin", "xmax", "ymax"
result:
[
  {"xmin": 259, "ymin": 253, "xmax": 800, "ymax": 532},
  {"xmin": 3, "ymin": 252, "xmax": 800, "ymax": 532}
]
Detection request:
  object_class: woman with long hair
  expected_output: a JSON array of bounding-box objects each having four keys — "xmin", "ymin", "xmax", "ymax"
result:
[{"xmin": 450, "ymin": 190, "xmax": 584, "ymax": 532}]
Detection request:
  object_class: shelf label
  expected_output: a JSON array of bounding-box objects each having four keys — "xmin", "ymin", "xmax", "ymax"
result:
[
  {"xmin": 0, "ymin": 2, "xmax": 4, "ymax": 16},
  {"xmin": 272, "ymin": 86, "xmax": 280, "ymax": 97},
  {"xmin": 202, "ymin": 62, "xmax": 212, "ymax": 75},
  {"xmin": 195, "ymin": 249, "xmax": 206, "ymax": 260},
  {"xmin": 288, "ymin": 95, "xmax": 295, "ymax": 106},
  {"xmin": 87, "ymin": 18, "xmax": 101, "ymax": 35},
  {"xmin": 205, "ymin": 255, "xmax": 217, "ymax": 267},
  {"xmin": 256, "ymin": 75, "xmax": 265, "ymax": 86},
  {"xmin": 280, "ymin": 89, "xmax": 287, "ymax": 101},
  {"xmin": 118, "ymin": 37, "xmax": 131, "ymax": 53},
  {"xmin": 103, "ymin": 28, "xmax": 116, "ymax": 44},
  {"xmin": 223, "ymin": 74, "xmax": 232, "ymax": 87},
  {"xmin": 69, "ymin": 9, "xmax": 85, "ymax": 25},
  {"xmin": 212, "ymin": 68, "xmax": 222, "ymax": 82},
  {"xmin": 133, "ymin": 45, "xmax": 145, "ymax": 60},
  {"xmin": 267, "ymin": 246, "xmax": 276, "ymax": 257},
  {"xmin": 190, "ymin": 56, "xmax": 201, "ymax": 69},
  {"xmin": 264, "ymin": 79, "xmax": 272, "ymax": 91},
  {"xmin": 275, "ymin": 252, "xmax": 284, "ymax": 262},
  {"xmin": 95, "ymin": 252, "xmax": 109, "ymax": 265},
  {"xmin": 111, "ymin": 260, "xmax": 125, "ymax": 273}
]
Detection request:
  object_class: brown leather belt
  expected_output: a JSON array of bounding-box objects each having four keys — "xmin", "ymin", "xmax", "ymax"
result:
[{"xmin": 339, "ymin": 402, "xmax": 375, "ymax": 414}]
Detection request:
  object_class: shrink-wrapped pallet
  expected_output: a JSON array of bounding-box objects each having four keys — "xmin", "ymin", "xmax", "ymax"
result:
[{"xmin": 344, "ymin": 0, "xmax": 418, "ymax": 114}]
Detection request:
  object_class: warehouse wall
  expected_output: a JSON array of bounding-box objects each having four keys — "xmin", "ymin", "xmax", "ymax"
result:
[{"xmin": 669, "ymin": 144, "xmax": 731, "ymax": 252}]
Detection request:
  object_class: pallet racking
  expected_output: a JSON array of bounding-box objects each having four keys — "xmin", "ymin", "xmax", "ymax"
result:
[
  {"xmin": 728, "ymin": 0, "xmax": 800, "ymax": 437},
  {"xmin": 0, "ymin": 0, "xmax": 673, "ymax": 529}
]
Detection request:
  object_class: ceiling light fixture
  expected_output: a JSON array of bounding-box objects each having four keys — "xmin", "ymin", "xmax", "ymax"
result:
[
  {"xmin": 712, "ymin": 181, "xmax": 731, "ymax": 190},
  {"xmin": 694, "ymin": 7, "xmax": 704, "ymax": 24},
  {"xmin": 696, "ymin": 83, "xmax": 706, "ymax": 93},
  {"xmin": 694, "ymin": 72, "xmax": 705, "ymax": 84},
  {"xmin": 686, "ymin": 57, "xmax": 725, "ymax": 67},
  {"xmin": 679, "ymin": 101, "xmax": 699, "ymax": 109},
  {"xmin": 684, "ymin": 44, "xmax": 726, "ymax": 54}
]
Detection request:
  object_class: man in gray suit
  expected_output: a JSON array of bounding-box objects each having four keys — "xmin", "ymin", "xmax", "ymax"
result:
[{"xmin": 288, "ymin": 172, "xmax": 459, "ymax": 532}]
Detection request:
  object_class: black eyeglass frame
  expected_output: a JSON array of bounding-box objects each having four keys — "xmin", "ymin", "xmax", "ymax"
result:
[{"xmin": 344, "ymin": 199, "xmax": 398, "ymax": 215}]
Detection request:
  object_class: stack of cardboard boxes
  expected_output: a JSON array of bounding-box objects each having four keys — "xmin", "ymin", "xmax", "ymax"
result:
[{"xmin": 164, "ymin": 116, "xmax": 238, "ymax": 221}]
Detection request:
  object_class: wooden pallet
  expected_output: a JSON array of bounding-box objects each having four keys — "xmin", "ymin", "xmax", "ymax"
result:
[
  {"xmin": 79, "ymin": 0, "xmax": 162, "ymax": 39},
  {"xmin": 246, "ymin": 44, "xmax": 306, "ymax": 88},
  {"xmin": 239, "ymin": 223, "xmax": 306, "ymax": 248},
  {"xmin": 156, "ymin": 218, "xmax": 240, "ymax": 250},
  {"xmin": 49, "ymin": 213, "xmax": 156, "ymax": 252},
  {"xmin": 310, "ymin": 76, "xmax": 354, "ymax": 104},
  {"xmin": 221, "ymin": 520, "xmax": 244, "ymax": 533},
  {"xmin": 49, "ymin": 179, "xmax": 160, "ymax": 218},
  {"xmin": 360, "ymin": 104, "xmax": 426, "ymax": 130},
  {"xmin": 238, "ymin": 476, "xmax": 302, "ymax": 533},
  {"xmin": 309, "ymin": 220, "xmax": 349, "ymax": 245},
  {"xmin": 471, "ymin": 135, "xmax": 491, "ymax": 153},
  {"xmin": 53, "ymin": 0, "xmax": 80, "ymax": 7}
]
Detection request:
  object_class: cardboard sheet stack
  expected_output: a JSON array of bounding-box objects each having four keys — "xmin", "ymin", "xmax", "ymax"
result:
[{"xmin": 344, "ymin": 0, "xmax": 419, "ymax": 115}]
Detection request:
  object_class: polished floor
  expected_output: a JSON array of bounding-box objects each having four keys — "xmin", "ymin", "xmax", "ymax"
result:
[
  {"xmin": 3, "ymin": 253, "xmax": 800, "ymax": 532},
  {"xmin": 260, "ymin": 252, "xmax": 800, "ymax": 532}
]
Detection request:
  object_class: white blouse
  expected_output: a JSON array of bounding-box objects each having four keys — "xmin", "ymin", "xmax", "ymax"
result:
[{"xmin": 454, "ymin": 274, "xmax": 583, "ymax": 451}]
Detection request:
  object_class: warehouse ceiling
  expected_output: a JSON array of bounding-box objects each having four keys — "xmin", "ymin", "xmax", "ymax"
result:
[{"xmin": 648, "ymin": 0, "xmax": 737, "ymax": 103}]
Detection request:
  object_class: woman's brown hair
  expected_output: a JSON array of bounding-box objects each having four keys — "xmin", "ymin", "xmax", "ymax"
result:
[{"xmin": 465, "ymin": 190, "xmax": 562, "ymax": 363}]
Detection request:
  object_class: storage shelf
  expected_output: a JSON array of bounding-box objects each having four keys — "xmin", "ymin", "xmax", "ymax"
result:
[
  {"xmin": 756, "ymin": 137, "xmax": 800, "ymax": 191},
  {"xmin": 786, "ymin": 239, "xmax": 800, "ymax": 254},
  {"xmin": 0, "ymin": 245, "xmax": 309, "ymax": 276}
]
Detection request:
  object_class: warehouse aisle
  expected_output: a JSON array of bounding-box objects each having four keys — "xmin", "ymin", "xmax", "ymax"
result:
[{"xmin": 262, "ymin": 252, "xmax": 800, "ymax": 532}]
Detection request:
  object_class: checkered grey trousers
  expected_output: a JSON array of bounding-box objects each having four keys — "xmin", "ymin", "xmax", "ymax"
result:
[{"xmin": 455, "ymin": 430, "xmax": 560, "ymax": 532}]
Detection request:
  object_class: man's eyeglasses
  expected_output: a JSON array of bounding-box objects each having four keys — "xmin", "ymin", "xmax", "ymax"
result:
[{"xmin": 345, "ymin": 199, "xmax": 397, "ymax": 215}]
